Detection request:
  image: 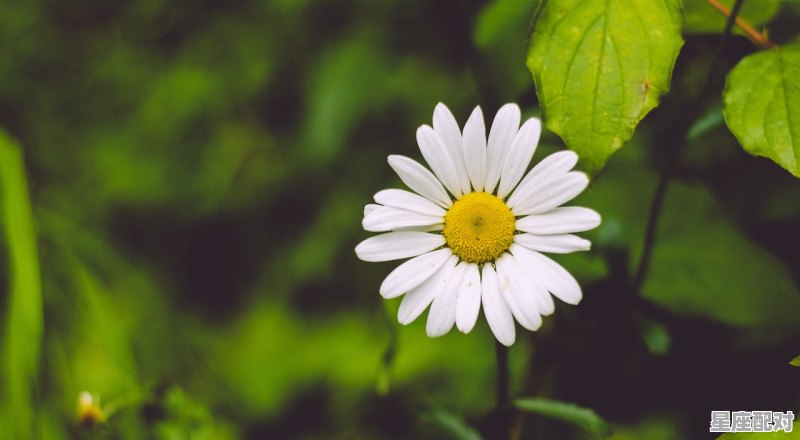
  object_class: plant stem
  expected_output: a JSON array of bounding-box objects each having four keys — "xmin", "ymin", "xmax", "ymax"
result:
[
  {"xmin": 632, "ymin": 0, "xmax": 747, "ymax": 293},
  {"xmin": 495, "ymin": 340, "xmax": 509, "ymax": 410},
  {"xmin": 706, "ymin": 0, "xmax": 774, "ymax": 49}
]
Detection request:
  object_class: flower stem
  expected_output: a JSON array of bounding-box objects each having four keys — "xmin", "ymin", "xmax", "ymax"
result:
[
  {"xmin": 495, "ymin": 340, "xmax": 509, "ymax": 410},
  {"xmin": 633, "ymin": 0, "xmax": 747, "ymax": 293}
]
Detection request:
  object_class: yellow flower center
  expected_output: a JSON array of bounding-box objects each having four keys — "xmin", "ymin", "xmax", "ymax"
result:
[{"xmin": 443, "ymin": 192, "xmax": 516, "ymax": 264}]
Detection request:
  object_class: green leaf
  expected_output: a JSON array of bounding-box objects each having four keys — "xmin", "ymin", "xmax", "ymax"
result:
[
  {"xmin": 69, "ymin": 264, "xmax": 144, "ymax": 413},
  {"xmin": 0, "ymin": 130, "xmax": 43, "ymax": 438},
  {"xmin": 474, "ymin": 0, "xmax": 539, "ymax": 49},
  {"xmin": 422, "ymin": 408, "xmax": 483, "ymax": 440},
  {"xmin": 302, "ymin": 38, "xmax": 390, "ymax": 167},
  {"xmin": 155, "ymin": 387, "xmax": 235, "ymax": 440},
  {"xmin": 640, "ymin": 319, "xmax": 671, "ymax": 356},
  {"xmin": 790, "ymin": 355, "xmax": 800, "ymax": 367},
  {"xmin": 683, "ymin": 0, "xmax": 779, "ymax": 34},
  {"xmin": 473, "ymin": 0, "xmax": 541, "ymax": 100},
  {"xmin": 723, "ymin": 43, "xmax": 800, "ymax": 178},
  {"xmin": 578, "ymin": 147, "xmax": 800, "ymax": 329},
  {"xmin": 514, "ymin": 397, "xmax": 612, "ymax": 436},
  {"xmin": 688, "ymin": 103, "xmax": 725, "ymax": 141},
  {"xmin": 642, "ymin": 183, "xmax": 800, "ymax": 329},
  {"xmin": 527, "ymin": 0, "xmax": 683, "ymax": 175}
]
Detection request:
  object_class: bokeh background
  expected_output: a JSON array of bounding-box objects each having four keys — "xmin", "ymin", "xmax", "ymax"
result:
[{"xmin": 1, "ymin": 0, "xmax": 799, "ymax": 438}]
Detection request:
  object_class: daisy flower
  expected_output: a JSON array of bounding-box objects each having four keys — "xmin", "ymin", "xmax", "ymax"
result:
[{"xmin": 355, "ymin": 103, "xmax": 600, "ymax": 346}]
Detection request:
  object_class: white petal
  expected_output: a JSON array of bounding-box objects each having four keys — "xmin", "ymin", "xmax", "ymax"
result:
[
  {"xmin": 505, "ymin": 249, "xmax": 555, "ymax": 316},
  {"xmin": 514, "ymin": 233, "xmax": 591, "ymax": 254},
  {"xmin": 426, "ymin": 261, "xmax": 467, "ymax": 337},
  {"xmin": 379, "ymin": 248, "xmax": 452, "ymax": 298},
  {"xmin": 364, "ymin": 204, "xmax": 380, "ymax": 217},
  {"xmin": 374, "ymin": 189, "xmax": 446, "ymax": 217},
  {"xmin": 398, "ymin": 255, "xmax": 458, "ymax": 325},
  {"xmin": 481, "ymin": 265, "xmax": 515, "ymax": 346},
  {"xmin": 507, "ymin": 151, "xmax": 579, "ymax": 210},
  {"xmin": 511, "ymin": 244, "xmax": 582, "ymax": 305},
  {"xmin": 417, "ymin": 125, "xmax": 462, "ymax": 197},
  {"xmin": 363, "ymin": 205, "xmax": 443, "ymax": 232},
  {"xmin": 515, "ymin": 207, "xmax": 601, "ymax": 235},
  {"xmin": 455, "ymin": 263, "xmax": 481, "ymax": 333},
  {"xmin": 388, "ymin": 155, "xmax": 452, "ymax": 208},
  {"xmin": 495, "ymin": 254, "xmax": 542, "ymax": 330},
  {"xmin": 433, "ymin": 103, "xmax": 472, "ymax": 195},
  {"xmin": 393, "ymin": 224, "xmax": 445, "ymax": 232},
  {"xmin": 506, "ymin": 250, "xmax": 555, "ymax": 316},
  {"xmin": 462, "ymin": 106, "xmax": 487, "ymax": 192},
  {"xmin": 497, "ymin": 118, "xmax": 541, "ymax": 199},
  {"xmin": 485, "ymin": 103, "xmax": 521, "ymax": 194},
  {"xmin": 511, "ymin": 172, "xmax": 589, "ymax": 216},
  {"xmin": 355, "ymin": 232, "xmax": 444, "ymax": 262}
]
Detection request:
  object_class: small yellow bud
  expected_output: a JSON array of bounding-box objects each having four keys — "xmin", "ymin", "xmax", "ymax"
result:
[{"xmin": 77, "ymin": 391, "xmax": 104, "ymax": 428}]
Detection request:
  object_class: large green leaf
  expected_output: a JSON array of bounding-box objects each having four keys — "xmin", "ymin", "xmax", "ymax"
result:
[
  {"xmin": 527, "ymin": 0, "xmax": 683, "ymax": 175},
  {"xmin": 0, "ymin": 130, "xmax": 43, "ymax": 438},
  {"xmin": 643, "ymin": 184, "xmax": 800, "ymax": 329},
  {"xmin": 723, "ymin": 43, "xmax": 800, "ymax": 178},
  {"xmin": 683, "ymin": 0, "xmax": 779, "ymax": 34},
  {"xmin": 576, "ymin": 147, "xmax": 800, "ymax": 329},
  {"xmin": 514, "ymin": 397, "xmax": 612, "ymax": 436}
]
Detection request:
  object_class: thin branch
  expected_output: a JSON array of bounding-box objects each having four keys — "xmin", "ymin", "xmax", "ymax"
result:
[{"xmin": 706, "ymin": 0, "xmax": 775, "ymax": 49}]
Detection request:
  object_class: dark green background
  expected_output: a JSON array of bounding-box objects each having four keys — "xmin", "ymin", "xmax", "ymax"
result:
[{"xmin": 1, "ymin": 0, "xmax": 799, "ymax": 438}]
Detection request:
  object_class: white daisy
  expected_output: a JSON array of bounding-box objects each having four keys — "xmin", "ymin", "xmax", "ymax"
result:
[{"xmin": 355, "ymin": 103, "xmax": 600, "ymax": 346}]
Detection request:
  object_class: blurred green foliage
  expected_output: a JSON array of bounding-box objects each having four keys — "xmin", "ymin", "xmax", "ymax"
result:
[
  {"xmin": 0, "ymin": 130, "xmax": 43, "ymax": 438},
  {"xmin": 0, "ymin": 0, "xmax": 799, "ymax": 439}
]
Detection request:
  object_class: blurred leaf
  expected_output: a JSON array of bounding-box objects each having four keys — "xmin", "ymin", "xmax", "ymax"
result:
[
  {"xmin": 422, "ymin": 408, "xmax": 483, "ymax": 440},
  {"xmin": 688, "ymin": 104, "xmax": 725, "ymax": 141},
  {"xmin": 643, "ymin": 184, "xmax": 800, "ymax": 329},
  {"xmin": 376, "ymin": 301, "xmax": 398, "ymax": 396},
  {"xmin": 286, "ymin": 184, "xmax": 363, "ymax": 282},
  {"xmin": 302, "ymin": 37, "xmax": 390, "ymax": 166},
  {"xmin": 70, "ymin": 264, "xmax": 144, "ymax": 412},
  {"xmin": 683, "ymin": 0, "xmax": 779, "ymax": 34},
  {"xmin": 473, "ymin": 0, "xmax": 540, "ymax": 100},
  {"xmin": 578, "ymin": 144, "xmax": 800, "ymax": 329},
  {"xmin": 790, "ymin": 355, "xmax": 800, "ymax": 367},
  {"xmin": 219, "ymin": 304, "xmax": 385, "ymax": 417},
  {"xmin": 0, "ymin": 130, "xmax": 43, "ymax": 438},
  {"xmin": 723, "ymin": 42, "xmax": 800, "ymax": 178},
  {"xmin": 474, "ymin": 0, "xmax": 538, "ymax": 49},
  {"xmin": 527, "ymin": 0, "xmax": 683, "ymax": 175},
  {"xmin": 607, "ymin": 415, "xmax": 680, "ymax": 440},
  {"xmin": 639, "ymin": 319, "xmax": 671, "ymax": 356},
  {"xmin": 154, "ymin": 387, "xmax": 235, "ymax": 440},
  {"xmin": 39, "ymin": 410, "xmax": 70, "ymax": 440},
  {"xmin": 218, "ymin": 299, "xmax": 520, "ymax": 419},
  {"xmin": 514, "ymin": 397, "xmax": 612, "ymax": 436}
]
